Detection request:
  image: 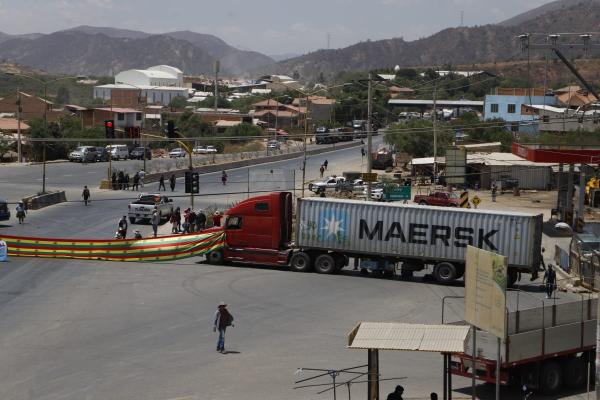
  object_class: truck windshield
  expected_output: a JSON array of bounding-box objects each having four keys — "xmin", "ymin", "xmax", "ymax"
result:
[
  {"xmin": 137, "ymin": 195, "xmax": 160, "ymax": 204},
  {"xmin": 448, "ymin": 193, "xmax": 460, "ymax": 199}
]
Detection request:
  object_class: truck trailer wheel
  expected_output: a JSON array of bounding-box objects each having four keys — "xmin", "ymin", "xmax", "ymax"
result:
[
  {"xmin": 129, "ymin": 217, "xmax": 136, "ymax": 224},
  {"xmin": 433, "ymin": 262, "xmax": 457, "ymax": 283},
  {"xmin": 563, "ymin": 356, "xmax": 586, "ymax": 389},
  {"xmin": 540, "ymin": 361, "xmax": 563, "ymax": 394},
  {"xmin": 333, "ymin": 253, "xmax": 348, "ymax": 272},
  {"xmin": 206, "ymin": 250, "xmax": 224, "ymax": 265},
  {"xmin": 314, "ymin": 254, "xmax": 336, "ymax": 274},
  {"xmin": 290, "ymin": 252, "xmax": 312, "ymax": 272}
]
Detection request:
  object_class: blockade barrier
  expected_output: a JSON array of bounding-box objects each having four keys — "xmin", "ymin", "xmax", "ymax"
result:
[
  {"xmin": 460, "ymin": 191, "xmax": 469, "ymax": 208},
  {"xmin": 0, "ymin": 230, "xmax": 224, "ymax": 262}
]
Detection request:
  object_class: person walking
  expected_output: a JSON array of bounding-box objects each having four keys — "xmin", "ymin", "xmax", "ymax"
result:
[
  {"xmin": 213, "ymin": 301, "xmax": 234, "ymax": 353},
  {"xmin": 221, "ymin": 170, "xmax": 228, "ymax": 185},
  {"xmin": 491, "ymin": 182, "xmax": 498, "ymax": 202},
  {"xmin": 158, "ymin": 174, "xmax": 166, "ymax": 191},
  {"xmin": 151, "ymin": 208, "xmax": 160, "ymax": 238},
  {"xmin": 323, "ymin": 159, "xmax": 328, "ymax": 170},
  {"xmin": 16, "ymin": 202, "xmax": 26, "ymax": 224},
  {"xmin": 118, "ymin": 171, "xmax": 125, "ymax": 190},
  {"xmin": 169, "ymin": 174, "xmax": 176, "ymax": 192},
  {"xmin": 361, "ymin": 148, "xmax": 366, "ymax": 157},
  {"xmin": 188, "ymin": 210, "xmax": 197, "ymax": 233},
  {"xmin": 124, "ymin": 173, "xmax": 130, "ymax": 190},
  {"xmin": 543, "ymin": 264, "xmax": 557, "ymax": 299},
  {"xmin": 183, "ymin": 208, "xmax": 191, "ymax": 233},
  {"xmin": 319, "ymin": 165, "xmax": 325, "ymax": 178},
  {"xmin": 139, "ymin": 169, "xmax": 146, "ymax": 188},
  {"xmin": 386, "ymin": 385, "xmax": 404, "ymax": 400},
  {"xmin": 132, "ymin": 172, "xmax": 140, "ymax": 191},
  {"xmin": 82, "ymin": 186, "xmax": 90, "ymax": 206},
  {"xmin": 111, "ymin": 172, "xmax": 118, "ymax": 191},
  {"xmin": 170, "ymin": 212, "xmax": 178, "ymax": 234}
]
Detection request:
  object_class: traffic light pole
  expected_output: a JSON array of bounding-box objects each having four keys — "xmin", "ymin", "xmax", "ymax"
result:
[{"xmin": 188, "ymin": 151, "xmax": 194, "ymax": 209}]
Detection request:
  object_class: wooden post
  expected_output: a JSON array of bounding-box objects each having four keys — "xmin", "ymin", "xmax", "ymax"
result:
[{"xmin": 368, "ymin": 349, "xmax": 379, "ymax": 400}]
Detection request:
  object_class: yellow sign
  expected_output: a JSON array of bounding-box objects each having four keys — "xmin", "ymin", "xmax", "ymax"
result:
[
  {"xmin": 464, "ymin": 245, "xmax": 507, "ymax": 338},
  {"xmin": 362, "ymin": 173, "xmax": 378, "ymax": 183},
  {"xmin": 472, "ymin": 195, "xmax": 481, "ymax": 206}
]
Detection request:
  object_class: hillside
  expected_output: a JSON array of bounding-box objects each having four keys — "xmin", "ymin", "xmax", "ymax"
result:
[
  {"xmin": 499, "ymin": 0, "xmax": 599, "ymax": 26},
  {"xmin": 273, "ymin": 0, "xmax": 600, "ymax": 81},
  {"xmin": 0, "ymin": 26, "xmax": 274, "ymax": 77}
]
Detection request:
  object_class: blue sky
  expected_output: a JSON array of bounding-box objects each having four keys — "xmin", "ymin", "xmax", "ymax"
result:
[{"xmin": 0, "ymin": 0, "xmax": 552, "ymax": 55}]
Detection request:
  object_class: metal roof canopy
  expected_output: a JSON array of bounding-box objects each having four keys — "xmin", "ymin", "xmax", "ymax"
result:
[
  {"xmin": 388, "ymin": 99, "xmax": 484, "ymax": 107},
  {"xmin": 348, "ymin": 322, "xmax": 470, "ymax": 353}
]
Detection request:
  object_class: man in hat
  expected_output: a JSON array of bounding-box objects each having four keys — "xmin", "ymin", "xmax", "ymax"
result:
[{"xmin": 213, "ymin": 301, "xmax": 234, "ymax": 353}]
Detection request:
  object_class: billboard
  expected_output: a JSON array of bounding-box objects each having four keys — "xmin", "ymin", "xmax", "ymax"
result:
[
  {"xmin": 446, "ymin": 147, "xmax": 466, "ymax": 186},
  {"xmin": 465, "ymin": 245, "xmax": 508, "ymax": 338}
]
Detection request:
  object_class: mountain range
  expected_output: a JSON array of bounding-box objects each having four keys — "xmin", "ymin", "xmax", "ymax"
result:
[
  {"xmin": 0, "ymin": 26, "xmax": 274, "ymax": 76},
  {"xmin": 0, "ymin": 0, "xmax": 598, "ymax": 80}
]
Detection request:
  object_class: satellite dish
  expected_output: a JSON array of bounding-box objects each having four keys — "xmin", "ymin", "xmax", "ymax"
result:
[
  {"xmin": 394, "ymin": 65, "xmax": 400, "ymax": 73},
  {"xmin": 554, "ymin": 222, "xmax": 571, "ymax": 231}
]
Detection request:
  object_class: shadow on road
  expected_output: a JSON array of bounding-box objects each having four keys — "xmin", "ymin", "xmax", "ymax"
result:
[{"xmin": 454, "ymin": 382, "xmax": 593, "ymax": 400}]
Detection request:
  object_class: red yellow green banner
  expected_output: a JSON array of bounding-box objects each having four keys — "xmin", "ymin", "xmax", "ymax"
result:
[{"xmin": 0, "ymin": 230, "xmax": 225, "ymax": 262}]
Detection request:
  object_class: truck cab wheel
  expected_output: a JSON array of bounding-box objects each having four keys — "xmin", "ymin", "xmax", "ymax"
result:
[
  {"xmin": 419, "ymin": 201, "xmax": 428, "ymax": 206},
  {"xmin": 433, "ymin": 262, "xmax": 457, "ymax": 283},
  {"xmin": 540, "ymin": 361, "xmax": 563, "ymax": 394},
  {"xmin": 206, "ymin": 250, "xmax": 224, "ymax": 265},
  {"xmin": 507, "ymin": 270, "xmax": 519, "ymax": 287},
  {"xmin": 290, "ymin": 252, "xmax": 312, "ymax": 272},
  {"xmin": 314, "ymin": 254, "xmax": 336, "ymax": 274}
]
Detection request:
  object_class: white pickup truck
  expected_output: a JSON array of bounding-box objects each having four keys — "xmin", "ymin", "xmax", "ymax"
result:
[
  {"xmin": 307, "ymin": 176, "xmax": 346, "ymax": 194},
  {"xmin": 128, "ymin": 193, "xmax": 173, "ymax": 224}
]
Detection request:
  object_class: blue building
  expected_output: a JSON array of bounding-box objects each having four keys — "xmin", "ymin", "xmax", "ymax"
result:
[{"xmin": 484, "ymin": 88, "xmax": 556, "ymax": 134}]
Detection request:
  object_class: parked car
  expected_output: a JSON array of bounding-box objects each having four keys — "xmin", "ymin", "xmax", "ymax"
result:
[
  {"xmin": 130, "ymin": 147, "xmax": 152, "ymax": 160},
  {"xmin": 267, "ymin": 140, "xmax": 281, "ymax": 150},
  {"xmin": 193, "ymin": 145, "xmax": 207, "ymax": 155},
  {"xmin": 206, "ymin": 145, "xmax": 218, "ymax": 154},
  {"xmin": 68, "ymin": 146, "xmax": 97, "ymax": 163},
  {"xmin": 308, "ymin": 176, "xmax": 346, "ymax": 194},
  {"xmin": 169, "ymin": 148, "xmax": 188, "ymax": 158},
  {"xmin": 94, "ymin": 147, "xmax": 110, "ymax": 162},
  {"xmin": 413, "ymin": 191, "xmax": 461, "ymax": 207},
  {"xmin": 0, "ymin": 198, "xmax": 10, "ymax": 221},
  {"xmin": 106, "ymin": 144, "xmax": 129, "ymax": 160}
]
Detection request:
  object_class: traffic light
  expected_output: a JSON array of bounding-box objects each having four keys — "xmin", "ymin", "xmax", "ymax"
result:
[
  {"xmin": 185, "ymin": 171, "xmax": 200, "ymax": 194},
  {"xmin": 167, "ymin": 120, "xmax": 179, "ymax": 141},
  {"xmin": 104, "ymin": 120, "xmax": 115, "ymax": 139}
]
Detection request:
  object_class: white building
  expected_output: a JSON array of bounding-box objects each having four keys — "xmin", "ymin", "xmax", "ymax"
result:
[
  {"xmin": 115, "ymin": 65, "xmax": 183, "ymax": 87},
  {"xmin": 93, "ymin": 84, "xmax": 189, "ymax": 106}
]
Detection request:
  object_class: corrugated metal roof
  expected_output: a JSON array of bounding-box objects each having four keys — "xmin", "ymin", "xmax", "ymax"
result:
[{"xmin": 348, "ymin": 322, "xmax": 470, "ymax": 353}]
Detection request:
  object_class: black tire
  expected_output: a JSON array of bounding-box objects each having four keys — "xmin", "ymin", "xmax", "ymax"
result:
[
  {"xmin": 419, "ymin": 200, "xmax": 428, "ymax": 206},
  {"xmin": 333, "ymin": 253, "xmax": 348, "ymax": 272},
  {"xmin": 206, "ymin": 250, "xmax": 224, "ymax": 265},
  {"xmin": 433, "ymin": 262, "xmax": 457, "ymax": 283},
  {"xmin": 129, "ymin": 217, "xmax": 135, "ymax": 224},
  {"xmin": 563, "ymin": 356, "xmax": 586, "ymax": 389},
  {"xmin": 290, "ymin": 252, "xmax": 312, "ymax": 272},
  {"xmin": 314, "ymin": 254, "xmax": 336, "ymax": 274},
  {"xmin": 540, "ymin": 361, "xmax": 563, "ymax": 395}
]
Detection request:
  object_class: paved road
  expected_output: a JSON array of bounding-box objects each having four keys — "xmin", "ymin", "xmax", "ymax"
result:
[{"xmin": 0, "ymin": 134, "xmax": 591, "ymax": 400}]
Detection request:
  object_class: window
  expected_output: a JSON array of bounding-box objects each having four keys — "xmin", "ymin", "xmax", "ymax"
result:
[
  {"xmin": 255, "ymin": 202, "xmax": 269, "ymax": 212},
  {"xmin": 117, "ymin": 113, "xmax": 124, "ymax": 121},
  {"xmin": 226, "ymin": 216, "xmax": 242, "ymax": 229},
  {"xmin": 510, "ymin": 122, "xmax": 519, "ymax": 132},
  {"xmin": 507, "ymin": 104, "xmax": 516, "ymax": 114},
  {"xmin": 490, "ymin": 104, "xmax": 499, "ymax": 113},
  {"xmin": 136, "ymin": 113, "xmax": 142, "ymax": 121}
]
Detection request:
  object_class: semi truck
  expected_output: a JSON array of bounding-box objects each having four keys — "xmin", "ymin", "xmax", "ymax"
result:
[
  {"xmin": 205, "ymin": 192, "xmax": 543, "ymax": 285},
  {"xmin": 452, "ymin": 296, "xmax": 597, "ymax": 394}
]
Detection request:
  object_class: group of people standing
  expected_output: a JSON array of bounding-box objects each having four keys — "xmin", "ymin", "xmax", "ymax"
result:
[
  {"xmin": 158, "ymin": 174, "xmax": 177, "ymax": 192},
  {"xmin": 111, "ymin": 170, "xmax": 146, "ymax": 191},
  {"xmin": 169, "ymin": 207, "xmax": 221, "ymax": 234}
]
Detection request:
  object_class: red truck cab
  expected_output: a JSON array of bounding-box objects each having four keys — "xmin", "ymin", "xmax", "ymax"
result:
[{"xmin": 206, "ymin": 192, "xmax": 293, "ymax": 266}]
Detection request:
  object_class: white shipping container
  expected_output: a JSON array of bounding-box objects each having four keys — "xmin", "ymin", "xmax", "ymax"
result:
[{"xmin": 296, "ymin": 198, "xmax": 542, "ymax": 270}]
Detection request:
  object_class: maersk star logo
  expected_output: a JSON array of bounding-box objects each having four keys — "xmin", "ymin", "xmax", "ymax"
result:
[{"xmin": 318, "ymin": 210, "xmax": 347, "ymax": 243}]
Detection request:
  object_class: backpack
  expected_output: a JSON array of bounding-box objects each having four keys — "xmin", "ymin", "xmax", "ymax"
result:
[{"xmin": 222, "ymin": 310, "xmax": 234, "ymax": 326}]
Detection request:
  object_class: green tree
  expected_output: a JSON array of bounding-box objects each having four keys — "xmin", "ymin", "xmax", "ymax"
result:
[
  {"xmin": 177, "ymin": 110, "xmax": 212, "ymax": 137},
  {"xmin": 169, "ymin": 95, "xmax": 188, "ymax": 110},
  {"xmin": 56, "ymin": 86, "xmax": 70, "ymax": 105},
  {"xmin": 198, "ymin": 96, "xmax": 231, "ymax": 109},
  {"xmin": 385, "ymin": 119, "xmax": 453, "ymax": 158},
  {"xmin": 224, "ymin": 122, "xmax": 263, "ymax": 140}
]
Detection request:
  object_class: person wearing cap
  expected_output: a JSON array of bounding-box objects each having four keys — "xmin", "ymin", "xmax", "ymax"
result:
[
  {"xmin": 386, "ymin": 385, "xmax": 404, "ymax": 400},
  {"xmin": 213, "ymin": 301, "xmax": 234, "ymax": 353},
  {"xmin": 16, "ymin": 202, "xmax": 26, "ymax": 224},
  {"xmin": 213, "ymin": 211, "xmax": 222, "ymax": 227}
]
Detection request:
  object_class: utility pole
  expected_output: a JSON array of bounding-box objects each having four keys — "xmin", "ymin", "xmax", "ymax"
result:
[
  {"xmin": 16, "ymin": 88, "xmax": 21, "ymax": 163},
  {"xmin": 214, "ymin": 60, "xmax": 220, "ymax": 112},
  {"xmin": 433, "ymin": 76, "xmax": 438, "ymax": 185},
  {"xmin": 301, "ymin": 93, "xmax": 309, "ymax": 198},
  {"xmin": 367, "ymin": 73, "xmax": 373, "ymax": 200}
]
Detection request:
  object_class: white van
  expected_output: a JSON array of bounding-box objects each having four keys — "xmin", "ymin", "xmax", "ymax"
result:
[{"xmin": 106, "ymin": 145, "xmax": 129, "ymax": 160}]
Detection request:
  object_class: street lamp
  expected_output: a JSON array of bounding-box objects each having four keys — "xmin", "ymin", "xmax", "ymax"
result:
[{"xmin": 6, "ymin": 73, "xmax": 76, "ymax": 192}]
